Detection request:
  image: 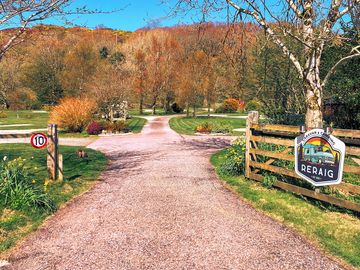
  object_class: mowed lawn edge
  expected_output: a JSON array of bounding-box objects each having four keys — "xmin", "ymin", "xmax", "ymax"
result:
[
  {"xmin": 169, "ymin": 116, "xmax": 246, "ymax": 135},
  {"xmin": 0, "ymin": 110, "xmax": 147, "ymax": 136},
  {"xmin": 211, "ymin": 149, "xmax": 360, "ymax": 269},
  {"xmin": 0, "ymin": 144, "xmax": 108, "ymax": 255}
]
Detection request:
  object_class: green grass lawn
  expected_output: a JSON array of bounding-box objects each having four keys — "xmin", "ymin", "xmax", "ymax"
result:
[
  {"xmin": 0, "ymin": 110, "xmax": 48, "ymax": 130},
  {"xmin": 0, "ymin": 110, "xmax": 147, "ymax": 136},
  {"xmin": 169, "ymin": 116, "xmax": 246, "ymax": 135},
  {"xmin": 127, "ymin": 117, "xmax": 147, "ymax": 133},
  {"xmin": 211, "ymin": 149, "xmax": 360, "ymax": 268},
  {"xmin": 0, "ymin": 144, "xmax": 107, "ymax": 253}
]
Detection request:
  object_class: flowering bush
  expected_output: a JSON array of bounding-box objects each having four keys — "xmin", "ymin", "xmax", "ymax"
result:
[
  {"xmin": 215, "ymin": 98, "xmax": 239, "ymax": 113},
  {"xmin": 49, "ymin": 97, "xmax": 96, "ymax": 132},
  {"xmin": 0, "ymin": 157, "xmax": 56, "ymax": 213},
  {"xmin": 219, "ymin": 140, "xmax": 246, "ymax": 176},
  {"xmin": 86, "ymin": 121, "xmax": 104, "ymax": 135},
  {"xmin": 195, "ymin": 122, "xmax": 212, "ymax": 133}
]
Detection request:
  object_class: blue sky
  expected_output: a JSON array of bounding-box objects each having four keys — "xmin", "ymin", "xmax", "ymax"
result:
[{"xmin": 46, "ymin": 0, "xmax": 217, "ymax": 31}]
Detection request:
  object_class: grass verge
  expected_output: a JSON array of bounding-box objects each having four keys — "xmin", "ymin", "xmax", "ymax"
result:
[
  {"xmin": 0, "ymin": 144, "xmax": 107, "ymax": 253},
  {"xmin": 127, "ymin": 117, "xmax": 147, "ymax": 133},
  {"xmin": 211, "ymin": 149, "xmax": 360, "ymax": 268},
  {"xmin": 0, "ymin": 111, "xmax": 48, "ymax": 130},
  {"xmin": 169, "ymin": 116, "xmax": 246, "ymax": 135}
]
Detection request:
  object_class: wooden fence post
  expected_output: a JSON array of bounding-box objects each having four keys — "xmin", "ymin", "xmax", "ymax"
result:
[
  {"xmin": 47, "ymin": 124, "xmax": 58, "ymax": 180},
  {"xmin": 58, "ymin": 154, "xmax": 63, "ymax": 181},
  {"xmin": 245, "ymin": 111, "xmax": 259, "ymax": 178}
]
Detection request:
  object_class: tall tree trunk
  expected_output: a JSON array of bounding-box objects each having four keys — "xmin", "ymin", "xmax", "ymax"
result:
[
  {"xmin": 139, "ymin": 91, "xmax": 143, "ymax": 115},
  {"xmin": 192, "ymin": 104, "xmax": 196, "ymax": 117},
  {"xmin": 304, "ymin": 81, "xmax": 323, "ymax": 128},
  {"xmin": 207, "ymin": 94, "xmax": 211, "ymax": 117},
  {"xmin": 302, "ymin": 0, "xmax": 324, "ymax": 129},
  {"xmin": 186, "ymin": 103, "xmax": 190, "ymax": 117}
]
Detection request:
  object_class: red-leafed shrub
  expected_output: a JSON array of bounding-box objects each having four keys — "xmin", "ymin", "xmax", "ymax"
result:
[{"xmin": 86, "ymin": 121, "xmax": 104, "ymax": 135}]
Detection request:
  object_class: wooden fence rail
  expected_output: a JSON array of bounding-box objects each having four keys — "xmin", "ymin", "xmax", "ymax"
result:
[{"xmin": 245, "ymin": 111, "xmax": 360, "ymax": 212}]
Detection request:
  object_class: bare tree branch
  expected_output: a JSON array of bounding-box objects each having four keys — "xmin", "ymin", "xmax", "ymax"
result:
[
  {"xmin": 322, "ymin": 45, "xmax": 360, "ymax": 87},
  {"xmin": 226, "ymin": 0, "xmax": 304, "ymax": 78}
]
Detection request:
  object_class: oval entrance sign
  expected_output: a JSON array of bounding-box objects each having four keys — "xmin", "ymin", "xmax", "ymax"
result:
[
  {"xmin": 294, "ymin": 129, "xmax": 345, "ymax": 187},
  {"xmin": 30, "ymin": 133, "xmax": 48, "ymax": 149}
]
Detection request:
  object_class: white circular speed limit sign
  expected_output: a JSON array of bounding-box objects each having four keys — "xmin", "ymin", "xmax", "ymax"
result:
[{"xmin": 30, "ymin": 133, "xmax": 48, "ymax": 149}]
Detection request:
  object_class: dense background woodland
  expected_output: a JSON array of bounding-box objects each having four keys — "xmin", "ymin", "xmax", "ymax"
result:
[{"xmin": 0, "ymin": 22, "xmax": 359, "ymax": 128}]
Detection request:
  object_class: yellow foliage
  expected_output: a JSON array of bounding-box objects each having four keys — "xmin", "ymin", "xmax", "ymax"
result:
[{"xmin": 49, "ymin": 97, "xmax": 96, "ymax": 132}]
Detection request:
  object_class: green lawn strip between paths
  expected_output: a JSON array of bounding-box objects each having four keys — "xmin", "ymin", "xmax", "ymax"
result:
[
  {"xmin": 0, "ymin": 111, "xmax": 48, "ymax": 130},
  {"xmin": 169, "ymin": 116, "xmax": 246, "ymax": 135},
  {"xmin": 0, "ymin": 144, "xmax": 107, "ymax": 253},
  {"xmin": 0, "ymin": 110, "xmax": 147, "ymax": 135},
  {"xmin": 211, "ymin": 149, "xmax": 360, "ymax": 268}
]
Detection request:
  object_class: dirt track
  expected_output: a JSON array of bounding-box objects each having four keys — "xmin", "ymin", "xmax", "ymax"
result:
[{"xmin": 3, "ymin": 117, "xmax": 344, "ymax": 270}]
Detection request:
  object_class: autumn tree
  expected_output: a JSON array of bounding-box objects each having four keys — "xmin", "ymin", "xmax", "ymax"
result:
[
  {"xmin": 86, "ymin": 55, "xmax": 131, "ymax": 121},
  {"xmin": 0, "ymin": 0, "xmax": 90, "ymax": 60},
  {"xmin": 22, "ymin": 40, "xmax": 64, "ymax": 105},
  {"xmin": 0, "ymin": 56, "xmax": 21, "ymax": 108},
  {"xmin": 61, "ymin": 41, "xmax": 98, "ymax": 96},
  {"xmin": 172, "ymin": 0, "xmax": 360, "ymax": 127}
]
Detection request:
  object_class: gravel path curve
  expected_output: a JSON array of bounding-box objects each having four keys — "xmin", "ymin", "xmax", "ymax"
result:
[{"xmin": 3, "ymin": 117, "xmax": 344, "ymax": 270}]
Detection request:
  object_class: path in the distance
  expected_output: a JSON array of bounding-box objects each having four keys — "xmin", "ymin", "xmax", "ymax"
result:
[{"xmin": 4, "ymin": 117, "xmax": 343, "ymax": 270}]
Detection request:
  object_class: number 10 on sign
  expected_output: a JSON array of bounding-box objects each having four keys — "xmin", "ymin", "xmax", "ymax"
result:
[{"xmin": 30, "ymin": 133, "xmax": 48, "ymax": 149}]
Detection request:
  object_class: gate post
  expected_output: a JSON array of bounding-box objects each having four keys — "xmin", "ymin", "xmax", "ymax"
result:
[
  {"xmin": 47, "ymin": 124, "xmax": 58, "ymax": 180},
  {"xmin": 245, "ymin": 111, "xmax": 259, "ymax": 178}
]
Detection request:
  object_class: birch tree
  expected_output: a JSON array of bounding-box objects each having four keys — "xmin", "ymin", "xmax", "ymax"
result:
[{"xmin": 172, "ymin": 0, "xmax": 360, "ymax": 127}]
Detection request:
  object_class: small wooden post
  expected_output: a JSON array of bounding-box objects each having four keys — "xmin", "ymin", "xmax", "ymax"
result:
[
  {"xmin": 47, "ymin": 124, "xmax": 58, "ymax": 180},
  {"xmin": 245, "ymin": 111, "xmax": 259, "ymax": 178},
  {"xmin": 58, "ymin": 154, "xmax": 63, "ymax": 181}
]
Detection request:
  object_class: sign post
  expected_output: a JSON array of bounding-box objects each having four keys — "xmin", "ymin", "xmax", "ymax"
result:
[
  {"xmin": 295, "ymin": 128, "xmax": 345, "ymax": 186},
  {"xmin": 47, "ymin": 124, "xmax": 58, "ymax": 180}
]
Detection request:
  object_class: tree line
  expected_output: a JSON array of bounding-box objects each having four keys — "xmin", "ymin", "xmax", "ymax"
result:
[{"xmin": 0, "ymin": 22, "xmax": 358, "ymax": 128}]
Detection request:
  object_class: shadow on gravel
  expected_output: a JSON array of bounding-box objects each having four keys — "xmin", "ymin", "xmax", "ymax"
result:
[
  {"xmin": 105, "ymin": 151, "xmax": 153, "ymax": 175},
  {"xmin": 180, "ymin": 138, "xmax": 231, "ymax": 151}
]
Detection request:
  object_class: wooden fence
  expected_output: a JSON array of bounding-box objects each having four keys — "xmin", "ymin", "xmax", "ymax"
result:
[{"xmin": 245, "ymin": 111, "xmax": 360, "ymax": 212}]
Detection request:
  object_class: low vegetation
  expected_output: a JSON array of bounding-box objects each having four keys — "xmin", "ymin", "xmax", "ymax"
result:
[
  {"xmin": 0, "ymin": 109, "xmax": 147, "ymax": 136},
  {"xmin": 0, "ymin": 144, "xmax": 107, "ymax": 252},
  {"xmin": 0, "ymin": 111, "xmax": 48, "ymax": 130},
  {"xmin": 169, "ymin": 116, "xmax": 246, "ymax": 135},
  {"xmin": 211, "ymin": 147, "xmax": 360, "ymax": 268}
]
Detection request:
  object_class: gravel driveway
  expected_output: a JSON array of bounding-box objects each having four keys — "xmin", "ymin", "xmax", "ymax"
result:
[{"xmin": 3, "ymin": 117, "xmax": 344, "ymax": 270}]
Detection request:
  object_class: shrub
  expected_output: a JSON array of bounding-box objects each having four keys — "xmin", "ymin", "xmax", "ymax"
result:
[
  {"xmin": 0, "ymin": 111, "xmax": 8, "ymax": 118},
  {"xmin": 101, "ymin": 120, "xmax": 130, "ymax": 133},
  {"xmin": 42, "ymin": 105, "xmax": 53, "ymax": 112},
  {"xmin": 245, "ymin": 99, "xmax": 262, "ymax": 112},
  {"xmin": 215, "ymin": 98, "xmax": 239, "ymax": 113},
  {"xmin": 0, "ymin": 157, "xmax": 56, "ymax": 213},
  {"xmin": 86, "ymin": 121, "xmax": 104, "ymax": 135},
  {"xmin": 112, "ymin": 120, "xmax": 129, "ymax": 133},
  {"xmin": 195, "ymin": 122, "xmax": 212, "ymax": 133},
  {"xmin": 219, "ymin": 140, "xmax": 246, "ymax": 176},
  {"xmin": 262, "ymin": 173, "xmax": 278, "ymax": 188},
  {"xmin": 212, "ymin": 123, "xmax": 232, "ymax": 134},
  {"xmin": 171, "ymin": 103, "xmax": 183, "ymax": 113},
  {"xmin": 49, "ymin": 97, "xmax": 96, "ymax": 132}
]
